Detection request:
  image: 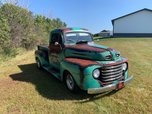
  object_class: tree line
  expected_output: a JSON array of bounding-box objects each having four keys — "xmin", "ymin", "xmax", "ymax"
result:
[{"xmin": 0, "ymin": 3, "xmax": 66, "ymax": 57}]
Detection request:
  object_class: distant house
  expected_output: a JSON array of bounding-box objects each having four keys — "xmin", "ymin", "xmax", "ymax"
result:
[
  {"xmin": 94, "ymin": 30, "xmax": 112, "ymax": 38},
  {"xmin": 112, "ymin": 8, "xmax": 152, "ymax": 37},
  {"xmin": 99, "ymin": 30, "xmax": 111, "ymax": 37}
]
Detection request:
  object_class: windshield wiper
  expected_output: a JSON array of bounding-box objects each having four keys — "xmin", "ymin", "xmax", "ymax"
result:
[{"xmin": 76, "ymin": 40, "xmax": 88, "ymax": 44}]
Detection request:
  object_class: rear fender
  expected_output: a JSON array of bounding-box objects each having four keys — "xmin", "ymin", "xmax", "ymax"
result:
[{"xmin": 35, "ymin": 50, "xmax": 48, "ymax": 66}]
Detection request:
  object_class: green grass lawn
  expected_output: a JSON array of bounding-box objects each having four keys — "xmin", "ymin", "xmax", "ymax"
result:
[{"xmin": 0, "ymin": 38, "xmax": 152, "ymax": 114}]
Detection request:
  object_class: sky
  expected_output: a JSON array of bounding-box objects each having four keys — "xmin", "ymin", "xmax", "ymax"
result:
[{"xmin": 16, "ymin": 0, "xmax": 152, "ymax": 33}]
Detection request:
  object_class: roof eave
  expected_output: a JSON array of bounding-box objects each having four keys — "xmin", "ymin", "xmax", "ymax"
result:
[{"xmin": 111, "ymin": 8, "xmax": 152, "ymax": 25}]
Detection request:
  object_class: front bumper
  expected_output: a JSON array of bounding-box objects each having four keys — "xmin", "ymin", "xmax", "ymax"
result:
[{"xmin": 88, "ymin": 76, "xmax": 133, "ymax": 94}]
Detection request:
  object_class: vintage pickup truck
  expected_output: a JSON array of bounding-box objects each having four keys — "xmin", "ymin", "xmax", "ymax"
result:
[{"xmin": 35, "ymin": 28, "xmax": 133, "ymax": 94}]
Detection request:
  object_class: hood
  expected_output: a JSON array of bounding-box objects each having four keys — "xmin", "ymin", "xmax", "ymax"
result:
[{"xmin": 64, "ymin": 43, "xmax": 120, "ymax": 61}]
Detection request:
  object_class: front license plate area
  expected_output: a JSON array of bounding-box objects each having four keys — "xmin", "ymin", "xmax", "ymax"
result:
[{"xmin": 117, "ymin": 82, "xmax": 124, "ymax": 89}]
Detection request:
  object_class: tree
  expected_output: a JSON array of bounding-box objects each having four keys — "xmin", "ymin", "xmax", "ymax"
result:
[
  {"xmin": 51, "ymin": 18, "xmax": 67, "ymax": 29},
  {"xmin": 0, "ymin": 3, "xmax": 35, "ymax": 49},
  {"xmin": 0, "ymin": 14, "xmax": 11, "ymax": 53},
  {"xmin": 0, "ymin": 3, "xmax": 67, "ymax": 54},
  {"xmin": 34, "ymin": 15, "xmax": 67, "ymax": 44},
  {"xmin": 1, "ymin": 0, "xmax": 19, "ymax": 5}
]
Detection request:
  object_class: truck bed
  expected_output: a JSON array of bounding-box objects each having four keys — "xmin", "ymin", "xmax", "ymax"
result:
[
  {"xmin": 37, "ymin": 44, "xmax": 49, "ymax": 51},
  {"xmin": 36, "ymin": 44, "xmax": 49, "ymax": 62}
]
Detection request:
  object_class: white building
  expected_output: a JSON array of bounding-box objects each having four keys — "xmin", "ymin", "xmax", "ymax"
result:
[{"xmin": 112, "ymin": 8, "xmax": 152, "ymax": 37}]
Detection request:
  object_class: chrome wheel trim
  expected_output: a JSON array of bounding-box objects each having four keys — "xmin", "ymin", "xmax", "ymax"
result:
[
  {"xmin": 66, "ymin": 74, "xmax": 74, "ymax": 90},
  {"xmin": 37, "ymin": 60, "xmax": 40, "ymax": 68}
]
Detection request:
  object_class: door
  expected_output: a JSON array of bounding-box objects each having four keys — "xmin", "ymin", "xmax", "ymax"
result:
[{"xmin": 49, "ymin": 32, "xmax": 62, "ymax": 69}]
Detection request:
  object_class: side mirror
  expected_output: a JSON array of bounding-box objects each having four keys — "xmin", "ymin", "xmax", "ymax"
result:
[
  {"xmin": 55, "ymin": 42, "xmax": 59, "ymax": 46},
  {"xmin": 49, "ymin": 42, "xmax": 62, "ymax": 53}
]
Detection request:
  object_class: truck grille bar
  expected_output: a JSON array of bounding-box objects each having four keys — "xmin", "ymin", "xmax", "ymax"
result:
[{"xmin": 99, "ymin": 64, "xmax": 123, "ymax": 85}]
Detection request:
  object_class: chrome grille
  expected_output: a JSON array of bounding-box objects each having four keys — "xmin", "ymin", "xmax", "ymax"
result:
[{"xmin": 99, "ymin": 64, "xmax": 123, "ymax": 85}]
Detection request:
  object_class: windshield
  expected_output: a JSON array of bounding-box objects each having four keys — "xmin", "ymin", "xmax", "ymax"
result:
[{"xmin": 64, "ymin": 32, "xmax": 93, "ymax": 45}]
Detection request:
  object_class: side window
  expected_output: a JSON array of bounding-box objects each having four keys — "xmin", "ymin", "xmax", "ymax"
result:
[
  {"xmin": 50, "ymin": 33, "xmax": 62, "ymax": 45},
  {"xmin": 50, "ymin": 33, "xmax": 58, "ymax": 44},
  {"xmin": 58, "ymin": 34, "xmax": 62, "ymax": 45}
]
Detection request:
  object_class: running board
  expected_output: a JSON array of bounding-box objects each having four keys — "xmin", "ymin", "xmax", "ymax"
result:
[{"xmin": 43, "ymin": 65, "xmax": 61, "ymax": 80}]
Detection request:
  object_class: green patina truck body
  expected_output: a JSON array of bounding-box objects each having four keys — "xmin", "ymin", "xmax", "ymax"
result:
[{"xmin": 35, "ymin": 28, "xmax": 133, "ymax": 94}]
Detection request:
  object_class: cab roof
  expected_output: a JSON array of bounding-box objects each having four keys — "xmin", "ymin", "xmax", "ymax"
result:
[{"xmin": 51, "ymin": 27, "xmax": 89, "ymax": 33}]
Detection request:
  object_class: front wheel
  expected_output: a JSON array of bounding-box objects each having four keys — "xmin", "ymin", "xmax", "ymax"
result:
[{"xmin": 65, "ymin": 72, "xmax": 79, "ymax": 93}]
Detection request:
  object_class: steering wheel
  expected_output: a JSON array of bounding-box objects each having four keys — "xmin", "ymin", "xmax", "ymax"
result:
[{"xmin": 66, "ymin": 39, "xmax": 75, "ymax": 43}]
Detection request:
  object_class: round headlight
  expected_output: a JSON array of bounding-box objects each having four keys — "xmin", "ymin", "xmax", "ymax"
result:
[
  {"xmin": 122, "ymin": 63, "xmax": 127, "ymax": 71},
  {"xmin": 93, "ymin": 69, "xmax": 100, "ymax": 79}
]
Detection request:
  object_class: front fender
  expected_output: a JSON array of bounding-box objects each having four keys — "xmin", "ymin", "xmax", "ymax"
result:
[
  {"xmin": 60, "ymin": 60, "xmax": 102, "ymax": 90},
  {"xmin": 61, "ymin": 58, "xmax": 101, "ymax": 89},
  {"xmin": 82, "ymin": 65, "xmax": 102, "ymax": 90},
  {"xmin": 60, "ymin": 61, "xmax": 81, "ymax": 86}
]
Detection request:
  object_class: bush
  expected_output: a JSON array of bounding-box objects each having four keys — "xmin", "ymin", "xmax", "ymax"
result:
[{"xmin": 2, "ymin": 48, "xmax": 17, "ymax": 57}]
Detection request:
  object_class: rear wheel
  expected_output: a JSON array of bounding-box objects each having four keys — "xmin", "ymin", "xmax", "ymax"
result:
[
  {"xmin": 65, "ymin": 72, "xmax": 79, "ymax": 93},
  {"xmin": 36, "ymin": 58, "xmax": 42, "ymax": 69}
]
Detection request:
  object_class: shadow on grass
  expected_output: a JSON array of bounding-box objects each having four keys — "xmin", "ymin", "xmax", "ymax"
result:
[{"xmin": 9, "ymin": 63, "xmax": 117, "ymax": 101}]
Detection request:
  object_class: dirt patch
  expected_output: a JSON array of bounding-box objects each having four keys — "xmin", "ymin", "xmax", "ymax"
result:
[{"xmin": 0, "ymin": 77, "xmax": 18, "ymax": 86}]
